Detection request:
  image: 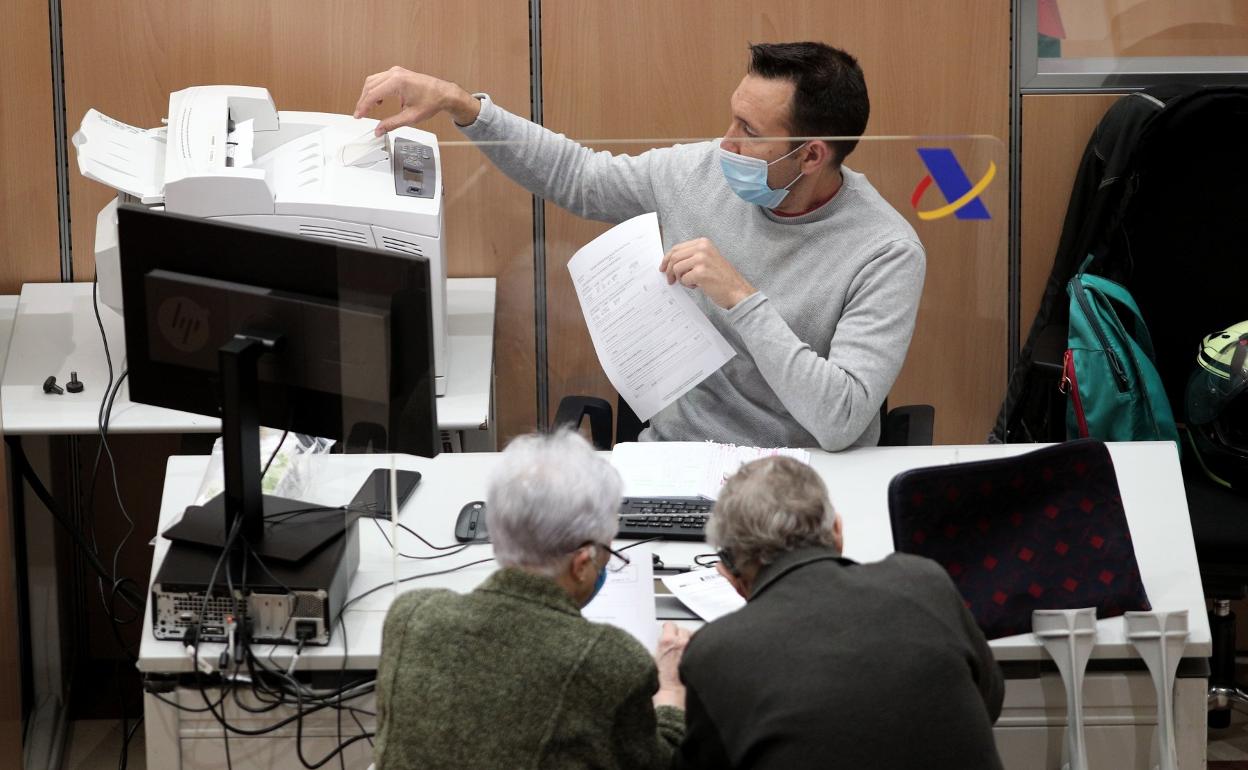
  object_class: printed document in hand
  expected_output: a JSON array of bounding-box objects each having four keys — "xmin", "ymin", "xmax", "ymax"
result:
[
  {"xmin": 611, "ymin": 441, "xmax": 811, "ymax": 499},
  {"xmin": 583, "ymin": 544, "xmax": 659, "ymax": 651},
  {"xmin": 661, "ymin": 567, "xmax": 746, "ymax": 622},
  {"xmin": 567, "ymin": 212, "xmax": 735, "ymax": 422}
]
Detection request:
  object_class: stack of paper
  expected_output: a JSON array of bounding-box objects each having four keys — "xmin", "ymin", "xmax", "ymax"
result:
[{"xmin": 610, "ymin": 441, "xmax": 811, "ymax": 500}]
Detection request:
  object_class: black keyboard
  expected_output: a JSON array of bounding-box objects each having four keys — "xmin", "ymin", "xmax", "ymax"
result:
[{"xmin": 616, "ymin": 497, "xmax": 714, "ymax": 541}]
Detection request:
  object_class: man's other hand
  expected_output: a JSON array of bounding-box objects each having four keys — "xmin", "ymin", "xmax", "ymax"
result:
[
  {"xmin": 660, "ymin": 237, "xmax": 756, "ymax": 310},
  {"xmin": 353, "ymin": 67, "xmax": 481, "ymax": 135}
]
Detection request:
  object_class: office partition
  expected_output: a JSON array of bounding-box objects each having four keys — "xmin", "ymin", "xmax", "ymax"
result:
[{"xmin": 441, "ymin": 135, "xmax": 1007, "ymax": 446}]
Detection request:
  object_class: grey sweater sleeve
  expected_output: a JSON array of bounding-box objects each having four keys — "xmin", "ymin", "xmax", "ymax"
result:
[
  {"xmin": 459, "ymin": 94, "xmax": 671, "ymax": 224},
  {"xmin": 724, "ymin": 238, "xmax": 926, "ymax": 451}
]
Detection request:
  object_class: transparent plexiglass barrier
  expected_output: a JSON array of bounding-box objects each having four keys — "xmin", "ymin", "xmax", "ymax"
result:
[{"xmin": 436, "ymin": 133, "xmax": 1007, "ymax": 449}]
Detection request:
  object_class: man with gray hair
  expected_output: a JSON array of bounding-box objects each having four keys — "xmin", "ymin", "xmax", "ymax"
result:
[
  {"xmin": 374, "ymin": 430, "xmax": 690, "ymax": 769},
  {"xmin": 674, "ymin": 456, "xmax": 1004, "ymax": 769}
]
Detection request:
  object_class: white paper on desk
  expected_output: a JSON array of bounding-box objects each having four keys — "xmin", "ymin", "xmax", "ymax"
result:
[
  {"xmin": 611, "ymin": 441, "xmax": 812, "ymax": 499},
  {"xmin": 661, "ymin": 567, "xmax": 745, "ymax": 622},
  {"xmin": 71, "ymin": 108, "xmax": 167, "ymax": 202},
  {"xmin": 582, "ymin": 544, "xmax": 659, "ymax": 652},
  {"xmin": 568, "ymin": 212, "xmax": 735, "ymax": 422}
]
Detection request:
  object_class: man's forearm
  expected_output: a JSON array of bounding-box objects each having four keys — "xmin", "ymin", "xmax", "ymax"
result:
[{"xmin": 457, "ymin": 95, "xmax": 662, "ymax": 223}]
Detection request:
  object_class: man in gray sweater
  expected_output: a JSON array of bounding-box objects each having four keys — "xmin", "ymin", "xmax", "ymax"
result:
[{"xmin": 356, "ymin": 42, "xmax": 925, "ymax": 449}]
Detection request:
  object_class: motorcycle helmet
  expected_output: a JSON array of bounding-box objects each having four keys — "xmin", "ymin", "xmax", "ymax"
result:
[{"xmin": 1185, "ymin": 320, "xmax": 1248, "ymax": 491}]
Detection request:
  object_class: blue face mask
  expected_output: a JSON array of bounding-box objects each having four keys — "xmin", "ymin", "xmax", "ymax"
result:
[
  {"xmin": 586, "ymin": 566, "xmax": 608, "ymax": 603},
  {"xmin": 719, "ymin": 142, "xmax": 807, "ymax": 209}
]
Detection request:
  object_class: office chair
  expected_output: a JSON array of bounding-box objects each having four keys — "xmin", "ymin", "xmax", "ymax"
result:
[{"xmin": 552, "ymin": 394, "xmax": 934, "ymax": 450}]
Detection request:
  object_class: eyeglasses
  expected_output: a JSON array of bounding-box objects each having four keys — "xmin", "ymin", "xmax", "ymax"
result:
[
  {"xmin": 578, "ymin": 541, "xmax": 632, "ymax": 573},
  {"xmin": 715, "ymin": 548, "xmax": 740, "ymax": 576}
]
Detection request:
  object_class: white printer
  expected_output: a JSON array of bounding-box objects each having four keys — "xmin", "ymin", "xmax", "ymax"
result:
[{"xmin": 73, "ymin": 85, "xmax": 449, "ymax": 395}]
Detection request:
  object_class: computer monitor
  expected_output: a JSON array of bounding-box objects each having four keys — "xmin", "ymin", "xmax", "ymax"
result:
[{"xmin": 117, "ymin": 205, "xmax": 438, "ymax": 553}]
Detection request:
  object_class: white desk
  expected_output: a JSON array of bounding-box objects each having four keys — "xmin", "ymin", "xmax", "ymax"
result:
[
  {"xmin": 0, "ymin": 278, "xmax": 497, "ymax": 445},
  {"xmin": 0, "ymin": 279, "xmax": 495, "ymax": 769},
  {"xmin": 139, "ymin": 442, "xmax": 1208, "ymax": 770}
]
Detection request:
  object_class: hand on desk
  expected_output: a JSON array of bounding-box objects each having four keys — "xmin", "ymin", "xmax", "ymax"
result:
[
  {"xmin": 653, "ymin": 621, "xmax": 692, "ymax": 711},
  {"xmin": 660, "ymin": 237, "xmax": 756, "ymax": 310},
  {"xmin": 354, "ymin": 66, "xmax": 482, "ymax": 134}
]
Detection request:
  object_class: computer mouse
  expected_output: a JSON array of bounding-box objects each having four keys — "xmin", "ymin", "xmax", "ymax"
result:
[{"xmin": 454, "ymin": 500, "xmax": 489, "ymax": 542}]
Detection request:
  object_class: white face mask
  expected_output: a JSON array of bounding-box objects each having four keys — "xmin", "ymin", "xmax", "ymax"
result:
[{"xmin": 719, "ymin": 142, "xmax": 807, "ymax": 209}]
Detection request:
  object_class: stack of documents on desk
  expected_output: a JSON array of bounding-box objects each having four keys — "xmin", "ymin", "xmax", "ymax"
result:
[
  {"xmin": 567, "ymin": 212, "xmax": 736, "ymax": 422},
  {"xmin": 611, "ymin": 441, "xmax": 811, "ymax": 500}
]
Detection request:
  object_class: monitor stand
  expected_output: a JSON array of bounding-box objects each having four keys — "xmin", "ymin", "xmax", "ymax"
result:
[{"xmin": 163, "ymin": 332, "xmax": 354, "ymax": 566}]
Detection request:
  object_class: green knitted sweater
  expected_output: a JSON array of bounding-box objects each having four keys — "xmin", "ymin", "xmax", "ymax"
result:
[{"xmin": 374, "ymin": 567, "xmax": 685, "ymax": 769}]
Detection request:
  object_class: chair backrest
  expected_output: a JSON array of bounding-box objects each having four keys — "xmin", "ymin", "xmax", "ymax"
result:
[
  {"xmin": 888, "ymin": 439, "xmax": 1150, "ymax": 639},
  {"xmin": 555, "ymin": 394, "xmax": 935, "ymax": 448},
  {"xmin": 615, "ymin": 395, "xmax": 646, "ymax": 445}
]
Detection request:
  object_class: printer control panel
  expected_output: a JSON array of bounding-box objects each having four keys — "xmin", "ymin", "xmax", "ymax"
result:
[{"xmin": 391, "ymin": 138, "xmax": 437, "ymax": 199}]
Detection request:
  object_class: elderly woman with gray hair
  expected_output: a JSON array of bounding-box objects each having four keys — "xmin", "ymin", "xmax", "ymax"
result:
[
  {"xmin": 374, "ymin": 430, "xmax": 690, "ymax": 770},
  {"xmin": 674, "ymin": 456, "xmax": 1005, "ymax": 770}
]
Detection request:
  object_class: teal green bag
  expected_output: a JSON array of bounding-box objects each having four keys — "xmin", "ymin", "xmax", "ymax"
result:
[{"xmin": 1061, "ymin": 257, "xmax": 1179, "ymax": 445}]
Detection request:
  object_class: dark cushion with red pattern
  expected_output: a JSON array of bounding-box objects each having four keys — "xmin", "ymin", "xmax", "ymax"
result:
[{"xmin": 888, "ymin": 439, "xmax": 1151, "ymax": 639}]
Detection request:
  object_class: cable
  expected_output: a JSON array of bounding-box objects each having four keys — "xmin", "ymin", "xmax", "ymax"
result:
[
  {"xmin": 339, "ymin": 556, "xmax": 497, "ymax": 617},
  {"xmin": 112, "ymin": 656, "xmax": 129, "ymax": 770},
  {"xmin": 368, "ymin": 516, "xmax": 473, "ymax": 560},
  {"xmin": 618, "ymin": 536, "xmax": 662, "ymax": 552},
  {"xmin": 147, "ymin": 521, "xmax": 495, "ymax": 766},
  {"xmin": 147, "ymin": 688, "xmax": 220, "ymax": 713},
  {"xmin": 182, "ymin": 513, "xmax": 366, "ymax": 766},
  {"xmin": 118, "ymin": 713, "xmax": 143, "ymax": 770},
  {"xmin": 261, "ymin": 429, "xmax": 289, "ymax": 480},
  {"xmin": 4, "ymin": 436, "xmax": 144, "ymax": 608},
  {"xmin": 86, "ymin": 274, "xmax": 148, "ymax": 770},
  {"xmin": 349, "ymin": 708, "xmax": 374, "ymax": 748},
  {"xmin": 222, "ymin": 711, "xmax": 233, "ymax": 770},
  {"xmin": 99, "ymin": 371, "xmax": 134, "ymax": 588}
]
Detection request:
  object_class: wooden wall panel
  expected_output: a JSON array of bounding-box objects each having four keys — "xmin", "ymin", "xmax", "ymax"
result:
[
  {"xmin": 1019, "ymin": 94, "xmax": 1122, "ymax": 348},
  {"xmin": 61, "ymin": 0, "xmax": 537, "ymax": 442},
  {"xmin": 0, "ymin": 0, "xmax": 60, "ymax": 753},
  {"xmin": 541, "ymin": 0, "xmax": 1010, "ymax": 445},
  {"xmin": 0, "ymin": 0, "xmax": 61, "ymax": 292}
]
